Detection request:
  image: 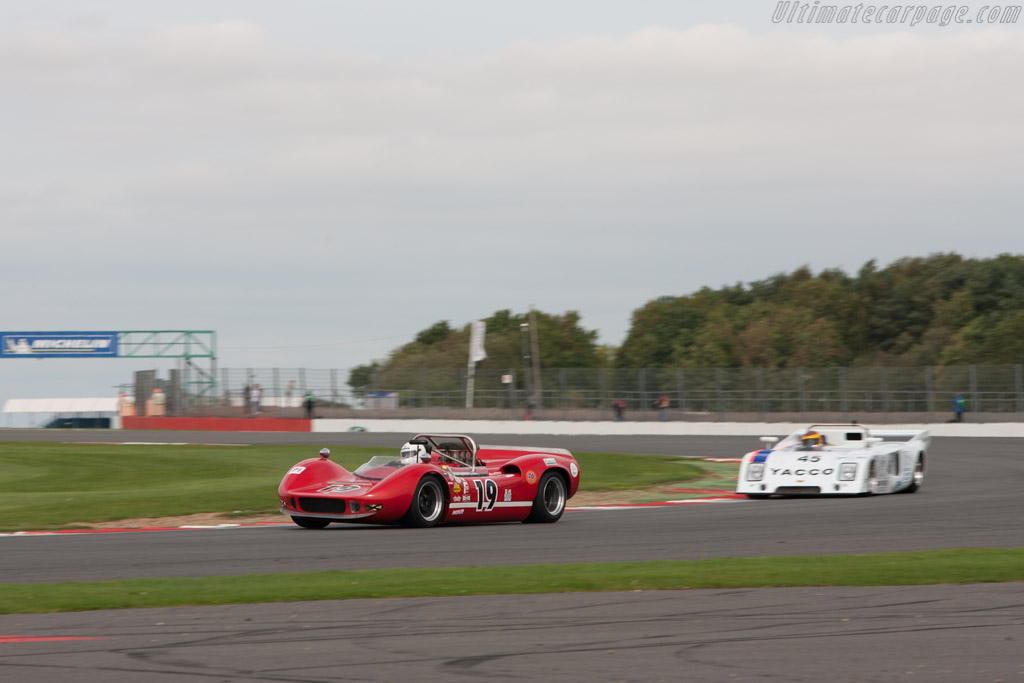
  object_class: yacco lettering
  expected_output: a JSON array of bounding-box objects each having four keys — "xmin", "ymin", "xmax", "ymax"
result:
[{"xmin": 771, "ymin": 468, "xmax": 835, "ymax": 476}]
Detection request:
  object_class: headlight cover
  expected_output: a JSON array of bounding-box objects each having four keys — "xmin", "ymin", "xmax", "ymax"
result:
[
  {"xmin": 839, "ymin": 463, "xmax": 857, "ymax": 481},
  {"xmin": 747, "ymin": 463, "xmax": 765, "ymax": 481}
]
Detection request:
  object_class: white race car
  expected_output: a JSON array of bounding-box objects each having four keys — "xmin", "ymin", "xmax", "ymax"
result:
[{"xmin": 736, "ymin": 424, "xmax": 928, "ymax": 498}]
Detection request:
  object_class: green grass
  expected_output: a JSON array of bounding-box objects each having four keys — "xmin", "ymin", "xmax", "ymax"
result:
[
  {"xmin": 0, "ymin": 442, "xmax": 705, "ymax": 531},
  {"xmin": 568, "ymin": 451, "xmax": 704, "ymax": 490},
  {"xmin": 0, "ymin": 443, "xmax": 381, "ymax": 531},
  {"xmin": 1, "ymin": 548, "xmax": 1020, "ymax": 614}
]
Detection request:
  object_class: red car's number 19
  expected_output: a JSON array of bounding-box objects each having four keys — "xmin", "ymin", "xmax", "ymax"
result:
[{"xmin": 473, "ymin": 479, "xmax": 498, "ymax": 511}]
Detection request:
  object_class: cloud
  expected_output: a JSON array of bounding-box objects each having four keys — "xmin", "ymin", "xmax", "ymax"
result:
[
  {"xmin": 145, "ymin": 21, "xmax": 272, "ymax": 69},
  {"xmin": 1, "ymin": 21, "xmax": 1022, "ymax": 375}
]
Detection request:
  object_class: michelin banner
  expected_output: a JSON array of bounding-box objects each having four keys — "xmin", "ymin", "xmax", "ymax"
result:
[{"xmin": 1, "ymin": 332, "xmax": 119, "ymax": 358}]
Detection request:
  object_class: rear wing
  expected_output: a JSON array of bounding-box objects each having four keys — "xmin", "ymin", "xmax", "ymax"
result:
[
  {"xmin": 869, "ymin": 429, "xmax": 930, "ymax": 442},
  {"xmin": 770, "ymin": 425, "xmax": 930, "ymax": 449},
  {"xmin": 868, "ymin": 429, "xmax": 930, "ymax": 451}
]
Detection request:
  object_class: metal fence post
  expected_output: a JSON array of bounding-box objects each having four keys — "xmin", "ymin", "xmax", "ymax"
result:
[
  {"xmin": 560, "ymin": 368, "xmax": 568, "ymax": 419},
  {"xmin": 272, "ymin": 368, "xmax": 280, "ymax": 409},
  {"xmin": 459, "ymin": 368, "xmax": 466, "ymax": 410},
  {"xmin": 508, "ymin": 368, "xmax": 516, "ymax": 418},
  {"xmin": 839, "ymin": 366, "xmax": 848, "ymax": 421},
  {"xmin": 418, "ymin": 367, "xmax": 426, "ymax": 412},
  {"xmin": 925, "ymin": 366, "xmax": 934, "ymax": 422},
  {"xmin": 880, "ymin": 367, "xmax": 889, "ymax": 423},
  {"xmin": 970, "ymin": 364, "xmax": 978, "ymax": 418},
  {"xmin": 715, "ymin": 368, "xmax": 724, "ymax": 421},
  {"xmin": 639, "ymin": 368, "xmax": 647, "ymax": 420},
  {"xmin": 756, "ymin": 368, "xmax": 764, "ymax": 421},
  {"xmin": 330, "ymin": 369, "xmax": 338, "ymax": 404},
  {"xmin": 1016, "ymin": 364, "xmax": 1023, "ymax": 416},
  {"xmin": 797, "ymin": 367, "xmax": 806, "ymax": 421},
  {"xmin": 676, "ymin": 367, "xmax": 685, "ymax": 420},
  {"xmin": 600, "ymin": 368, "xmax": 608, "ymax": 420},
  {"xmin": 181, "ymin": 359, "xmax": 190, "ymax": 411}
]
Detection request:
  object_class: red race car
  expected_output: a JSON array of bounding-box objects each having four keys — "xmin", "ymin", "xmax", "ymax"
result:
[{"xmin": 278, "ymin": 434, "xmax": 580, "ymax": 528}]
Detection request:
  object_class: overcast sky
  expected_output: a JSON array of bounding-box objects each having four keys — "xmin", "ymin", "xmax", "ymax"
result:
[{"xmin": 2, "ymin": 0, "xmax": 1023, "ymax": 412}]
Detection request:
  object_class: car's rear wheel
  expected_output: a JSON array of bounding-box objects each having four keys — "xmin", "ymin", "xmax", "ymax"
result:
[
  {"xmin": 903, "ymin": 456, "xmax": 925, "ymax": 493},
  {"xmin": 291, "ymin": 516, "xmax": 330, "ymax": 529},
  {"xmin": 402, "ymin": 476, "xmax": 446, "ymax": 528},
  {"xmin": 745, "ymin": 493, "xmax": 770, "ymax": 500},
  {"xmin": 525, "ymin": 471, "xmax": 567, "ymax": 523}
]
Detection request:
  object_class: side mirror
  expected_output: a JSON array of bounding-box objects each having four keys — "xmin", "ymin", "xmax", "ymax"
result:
[
  {"xmin": 319, "ymin": 448, "xmax": 331, "ymax": 460},
  {"xmin": 866, "ymin": 437, "xmax": 882, "ymax": 445},
  {"xmin": 418, "ymin": 452, "xmax": 432, "ymax": 464},
  {"xmin": 760, "ymin": 436, "xmax": 778, "ymax": 448}
]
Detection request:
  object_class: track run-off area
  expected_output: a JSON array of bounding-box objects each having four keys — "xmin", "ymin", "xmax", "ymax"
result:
[{"xmin": 1, "ymin": 429, "xmax": 1022, "ymax": 682}]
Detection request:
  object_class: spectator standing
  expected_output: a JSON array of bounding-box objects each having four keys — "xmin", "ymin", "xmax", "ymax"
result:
[
  {"xmin": 250, "ymin": 384, "xmax": 263, "ymax": 415},
  {"xmin": 952, "ymin": 394, "xmax": 966, "ymax": 422},
  {"xmin": 613, "ymin": 399, "xmax": 626, "ymax": 421},
  {"xmin": 304, "ymin": 391, "xmax": 316, "ymax": 419},
  {"xmin": 657, "ymin": 394, "xmax": 670, "ymax": 422},
  {"xmin": 241, "ymin": 382, "xmax": 251, "ymax": 414}
]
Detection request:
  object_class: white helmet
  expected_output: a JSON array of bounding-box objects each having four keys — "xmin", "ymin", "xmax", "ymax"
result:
[{"xmin": 400, "ymin": 442, "xmax": 427, "ymax": 464}]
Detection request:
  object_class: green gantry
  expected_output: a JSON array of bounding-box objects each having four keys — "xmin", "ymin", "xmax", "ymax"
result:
[{"xmin": 118, "ymin": 331, "xmax": 218, "ymax": 403}]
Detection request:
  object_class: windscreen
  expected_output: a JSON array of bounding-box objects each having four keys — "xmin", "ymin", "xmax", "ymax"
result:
[{"xmin": 353, "ymin": 455, "xmax": 408, "ymax": 480}]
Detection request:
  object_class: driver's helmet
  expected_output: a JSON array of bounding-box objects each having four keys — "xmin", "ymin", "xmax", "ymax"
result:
[
  {"xmin": 800, "ymin": 431, "xmax": 824, "ymax": 450},
  {"xmin": 400, "ymin": 442, "xmax": 427, "ymax": 464}
]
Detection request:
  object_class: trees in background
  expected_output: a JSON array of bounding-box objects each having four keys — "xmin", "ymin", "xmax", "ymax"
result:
[
  {"xmin": 616, "ymin": 253, "xmax": 1024, "ymax": 369},
  {"xmin": 348, "ymin": 309, "xmax": 602, "ymax": 391},
  {"xmin": 349, "ymin": 253, "xmax": 1024, "ymax": 393}
]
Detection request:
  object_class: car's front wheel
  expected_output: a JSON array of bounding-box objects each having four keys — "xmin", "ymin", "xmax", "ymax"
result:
[
  {"xmin": 525, "ymin": 471, "xmax": 567, "ymax": 523},
  {"xmin": 291, "ymin": 516, "xmax": 330, "ymax": 529},
  {"xmin": 745, "ymin": 493, "xmax": 771, "ymax": 500},
  {"xmin": 402, "ymin": 476, "xmax": 446, "ymax": 528}
]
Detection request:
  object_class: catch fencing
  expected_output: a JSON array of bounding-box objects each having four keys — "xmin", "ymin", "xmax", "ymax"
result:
[{"xmin": 128, "ymin": 364, "xmax": 1024, "ymax": 423}]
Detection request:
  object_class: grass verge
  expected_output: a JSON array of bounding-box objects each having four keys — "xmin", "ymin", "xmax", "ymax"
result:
[
  {"xmin": 1, "ymin": 548, "xmax": 1021, "ymax": 614},
  {"xmin": 0, "ymin": 442, "xmax": 706, "ymax": 531}
]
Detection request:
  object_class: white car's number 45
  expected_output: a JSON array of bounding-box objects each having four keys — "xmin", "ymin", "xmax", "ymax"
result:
[
  {"xmin": 473, "ymin": 479, "xmax": 498, "ymax": 511},
  {"xmin": 797, "ymin": 454, "xmax": 821, "ymax": 462}
]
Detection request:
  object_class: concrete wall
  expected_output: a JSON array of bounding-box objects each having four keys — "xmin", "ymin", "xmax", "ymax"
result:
[
  {"xmin": 121, "ymin": 416, "xmax": 312, "ymax": 432},
  {"xmin": 313, "ymin": 418, "xmax": 1024, "ymax": 437}
]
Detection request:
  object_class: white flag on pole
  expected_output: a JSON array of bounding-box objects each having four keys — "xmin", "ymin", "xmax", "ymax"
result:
[{"xmin": 469, "ymin": 321, "xmax": 487, "ymax": 363}]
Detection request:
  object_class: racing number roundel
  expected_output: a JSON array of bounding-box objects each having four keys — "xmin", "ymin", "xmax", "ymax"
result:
[{"xmin": 526, "ymin": 470, "xmax": 537, "ymax": 484}]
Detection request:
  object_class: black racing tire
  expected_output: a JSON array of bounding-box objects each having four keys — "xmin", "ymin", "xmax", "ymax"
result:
[
  {"xmin": 903, "ymin": 456, "xmax": 925, "ymax": 493},
  {"xmin": 401, "ymin": 476, "xmax": 446, "ymax": 528},
  {"xmin": 525, "ymin": 471, "xmax": 567, "ymax": 524},
  {"xmin": 745, "ymin": 493, "xmax": 771, "ymax": 500},
  {"xmin": 291, "ymin": 516, "xmax": 330, "ymax": 529}
]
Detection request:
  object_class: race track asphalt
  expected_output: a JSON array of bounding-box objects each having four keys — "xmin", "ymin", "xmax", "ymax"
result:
[
  {"xmin": 1, "ymin": 429, "xmax": 1022, "ymax": 682},
  {"xmin": 2, "ymin": 584, "xmax": 1022, "ymax": 683}
]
